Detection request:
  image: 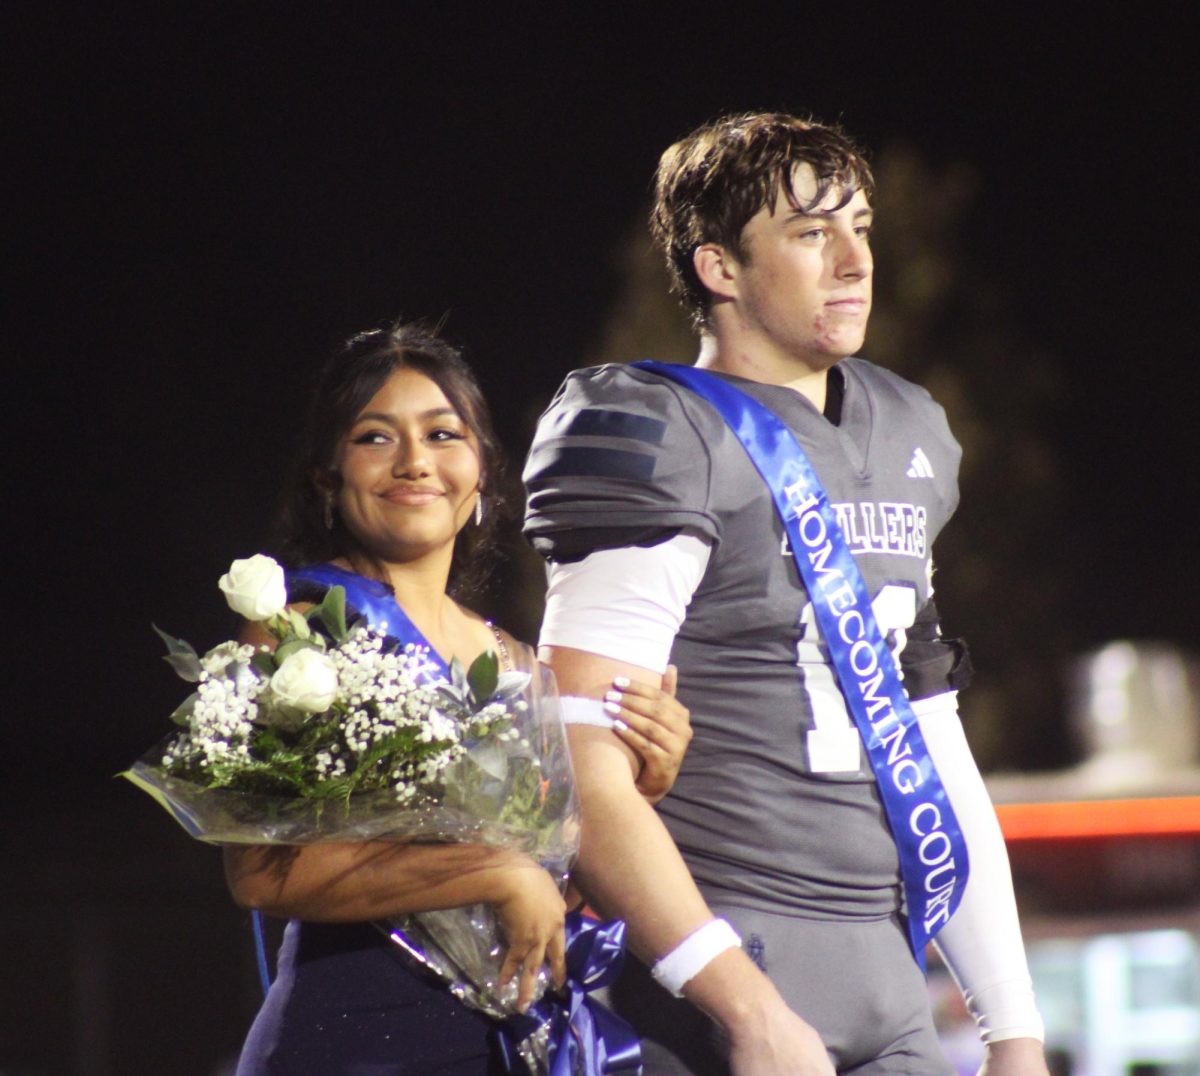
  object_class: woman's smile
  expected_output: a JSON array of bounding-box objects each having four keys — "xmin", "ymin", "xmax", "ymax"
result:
[{"xmin": 381, "ymin": 484, "xmax": 444, "ymax": 506}]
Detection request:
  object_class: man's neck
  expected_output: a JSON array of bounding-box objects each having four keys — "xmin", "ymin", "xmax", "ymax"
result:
[{"xmin": 694, "ymin": 333, "xmax": 835, "ymax": 411}]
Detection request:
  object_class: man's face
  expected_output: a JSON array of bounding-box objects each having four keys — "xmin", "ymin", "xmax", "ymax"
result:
[{"xmin": 725, "ymin": 163, "xmax": 873, "ymax": 370}]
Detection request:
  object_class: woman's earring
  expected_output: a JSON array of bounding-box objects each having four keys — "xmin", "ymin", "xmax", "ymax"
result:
[
  {"xmin": 474, "ymin": 495, "xmax": 484, "ymax": 526},
  {"xmin": 323, "ymin": 494, "xmax": 335, "ymax": 531}
]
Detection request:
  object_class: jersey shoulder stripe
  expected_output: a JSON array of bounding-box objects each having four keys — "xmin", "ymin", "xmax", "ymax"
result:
[
  {"xmin": 523, "ymin": 364, "xmax": 723, "ymax": 560},
  {"xmin": 525, "ymin": 443, "xmax": 658, "ymax": 482},
  {"xmin": 545, "ymin": 405, "xmax": 668, "ymax": 445}
]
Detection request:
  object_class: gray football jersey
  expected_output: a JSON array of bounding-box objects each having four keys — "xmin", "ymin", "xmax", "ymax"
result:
[{"xmin": 524, "ymin": 359, "xmax": 963, "ymax": 920}]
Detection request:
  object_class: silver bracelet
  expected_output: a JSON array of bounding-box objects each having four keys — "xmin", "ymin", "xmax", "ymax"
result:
[{"xmin": 650, "ymin": 918, "xmax": 741, "ymax": 998}]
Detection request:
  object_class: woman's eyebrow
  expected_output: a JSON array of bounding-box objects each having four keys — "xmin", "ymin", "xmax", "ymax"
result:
[{"xmin": 352, "ymin": 406, "xmax": 460, "ymax": 424}]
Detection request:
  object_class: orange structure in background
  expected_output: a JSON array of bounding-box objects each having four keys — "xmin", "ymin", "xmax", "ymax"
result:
[{"xmin": 996, "ymin": 795, "xmax": 1200, "ymax": 841}]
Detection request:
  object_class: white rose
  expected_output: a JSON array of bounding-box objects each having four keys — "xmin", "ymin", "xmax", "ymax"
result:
[
  {"xmin": 218, "ymin": 555, "xmax": 288, "ymax": 621},
  {"xmin": 270, "ymin": 648, "xmax": 339, "ymax": 714}
]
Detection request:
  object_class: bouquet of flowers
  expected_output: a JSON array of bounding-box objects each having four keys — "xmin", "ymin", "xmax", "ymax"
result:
[{"xmin": 124, "ymin": 555, "xmax": 583, "ymax": 1073}]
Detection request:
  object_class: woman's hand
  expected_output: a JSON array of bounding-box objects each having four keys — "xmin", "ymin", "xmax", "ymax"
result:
[
  {"xmin": 493, "ymin": 856, "xmax": 568, "ymax": 1012},
  {"xmin": 607, "ymin": 665, "xmax": 693, "ymax": 804}
]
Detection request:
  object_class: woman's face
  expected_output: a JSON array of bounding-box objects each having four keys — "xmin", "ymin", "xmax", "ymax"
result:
[{"xmin": 333, "ymin": 367, "xmax": 481, "ymax": 567}]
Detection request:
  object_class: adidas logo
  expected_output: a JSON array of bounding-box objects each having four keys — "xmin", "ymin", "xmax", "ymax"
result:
[{"xmin": 906, "ymin": 448, "xmax": 934, "ymax": 479}]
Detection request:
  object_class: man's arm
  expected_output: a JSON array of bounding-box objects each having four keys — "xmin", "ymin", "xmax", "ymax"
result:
[
  {"xmin": 917, "ymin": 693, "xmax": 1050, "ymax": 1076},
  {"xmin": 545, "ymin": 645, "xmax": 834, "ymax": 1075}
]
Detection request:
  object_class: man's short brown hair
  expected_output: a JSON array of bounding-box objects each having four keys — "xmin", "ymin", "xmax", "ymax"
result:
[{"xmin": 650, "ymin": 111, "xmax": 874, "ymax": 326}]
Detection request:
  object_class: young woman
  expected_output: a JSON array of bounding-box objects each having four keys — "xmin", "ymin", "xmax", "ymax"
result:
[{"xmin": 225, "ymin": 322, "xmax": 690, "ymax": 1075}]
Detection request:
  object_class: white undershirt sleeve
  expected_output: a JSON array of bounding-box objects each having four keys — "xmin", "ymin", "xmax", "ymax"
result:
[
  {"xmin": 916, "ymin": 692, "xmax": 1046, "ymax": 1045},
  {"xmin": 538, "ymin": 531, "xmax": 712, "ymax": 674}
]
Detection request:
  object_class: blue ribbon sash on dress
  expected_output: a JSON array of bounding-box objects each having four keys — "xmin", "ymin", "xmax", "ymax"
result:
[
  {"xmin": 495, "ymin": 913, "xmax": 641, "ymax": 1075},
  {"xmin": 633, "ymin": 361, "xmax": 969, "ymax": 967},
  {"xmin": 286, "ymin": 562, "xmax": 451, "ymax": 679}
]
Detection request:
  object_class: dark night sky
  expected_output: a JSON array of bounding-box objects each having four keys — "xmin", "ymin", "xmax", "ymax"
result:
[{"xmin": 6, "ymin": 4, "xmax": 1196, "ymax": 793}]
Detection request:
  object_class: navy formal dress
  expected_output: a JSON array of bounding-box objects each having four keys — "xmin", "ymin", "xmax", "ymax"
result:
[{"xmin": 236, "ymin": 920, "xmax": 505, "ymax": 1075}]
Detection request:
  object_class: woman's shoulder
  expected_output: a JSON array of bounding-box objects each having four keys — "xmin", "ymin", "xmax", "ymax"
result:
[
  {"xmin": 450, "ymin": 602, "xmax": 531, "ymax": 673},
  {"xmin": 490, "ymin": 622, "xmax": 535, "ymax": 673}
]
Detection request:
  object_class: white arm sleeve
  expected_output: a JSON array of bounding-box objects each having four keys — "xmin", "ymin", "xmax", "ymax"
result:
[
  {"xmin": 916, "ymin": 692, "xmax": 1045, "ymax": 1044},
  {"xmin": 538, "ymin": 531, "xmax": 712, "ymax": 673}
]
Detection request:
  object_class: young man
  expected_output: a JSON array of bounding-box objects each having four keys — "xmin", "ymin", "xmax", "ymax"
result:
[{"xmin": 523, "ymin": 113, "xmax": 1048, "ymax": 1075}]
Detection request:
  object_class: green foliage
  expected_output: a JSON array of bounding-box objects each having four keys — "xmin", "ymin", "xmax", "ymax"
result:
[
  {"xmin": 285, "ymin": 608, "xmax": 311, "ymax": 639},
  {"xmin": 438, "ymin": 650, "xmax": 527, "ymax": 711},
  {"xmin": 153, "ymin": 624, "xmax": 202, "ymax": 682},
  {"xmin": 169, "ymin": 691, "xmax": 200, "ymax": 727},
  {"xmin": 467, "ymin": 650, "xmax": 499, "ymax": 703},
  {"xmin": 308, "ymin": 585, "xmax": 349, "ymax": 643}
]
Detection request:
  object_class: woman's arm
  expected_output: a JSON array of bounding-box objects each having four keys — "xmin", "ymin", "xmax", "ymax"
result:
[
  {"xmin": 224, "ymin": 840, "xmax": 565, "ymax": 1006},
  {"xmin": 224, "ymin": 840, "xmax": 542, "ymax": 921}
]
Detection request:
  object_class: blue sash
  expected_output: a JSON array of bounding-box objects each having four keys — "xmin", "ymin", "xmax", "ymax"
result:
[
  {"xmin": 286, "ymin": 562, "xmax": 451, "ymax": 679},
  {"xmin": 633, "ymin": 361, "xmax": 968, "ymax": 966}
]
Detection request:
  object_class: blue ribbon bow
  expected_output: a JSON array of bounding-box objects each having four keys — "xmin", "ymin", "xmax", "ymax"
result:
[{"xmin": 494, "ymin": 912, "xmax": 642, "ymax": 1075}]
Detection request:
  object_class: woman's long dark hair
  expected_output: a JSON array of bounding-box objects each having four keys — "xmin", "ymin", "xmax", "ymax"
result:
[{"xmin": 276, "ymin": 320, "xmax": 506, "ymax": 598}]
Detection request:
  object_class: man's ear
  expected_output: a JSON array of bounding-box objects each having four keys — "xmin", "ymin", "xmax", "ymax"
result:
[{"xmin": 693, "ymin": 243, "xmax": 740, "ymax": 303}]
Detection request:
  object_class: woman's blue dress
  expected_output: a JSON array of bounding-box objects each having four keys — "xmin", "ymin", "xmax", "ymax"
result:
[{"xmin": 236, "ymin": 920, "xmax": 502, "ymax": 1075}]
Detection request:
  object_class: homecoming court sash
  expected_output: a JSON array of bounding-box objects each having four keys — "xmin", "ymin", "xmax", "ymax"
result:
[{"xmin": 633, "ymin": 361, "xmax": 969, "ymax": 968}]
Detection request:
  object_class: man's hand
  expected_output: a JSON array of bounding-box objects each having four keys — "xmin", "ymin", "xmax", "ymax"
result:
[
  {"xmin": 978, "ymin": 1037, "xmax": 1051, "ymax": 1076},
  {"xmin": 726, "ymin": 1009, "xmax": 835, "ymax": 1075},
  {"xmin": 685, "ymin": 948, "xmax": 835, "ymax": 1075}
]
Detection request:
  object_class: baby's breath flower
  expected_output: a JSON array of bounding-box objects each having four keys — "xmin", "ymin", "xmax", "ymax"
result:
[{"xmin": 157, "ymin": 615, "xmax": 542, "ymax": 827}]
